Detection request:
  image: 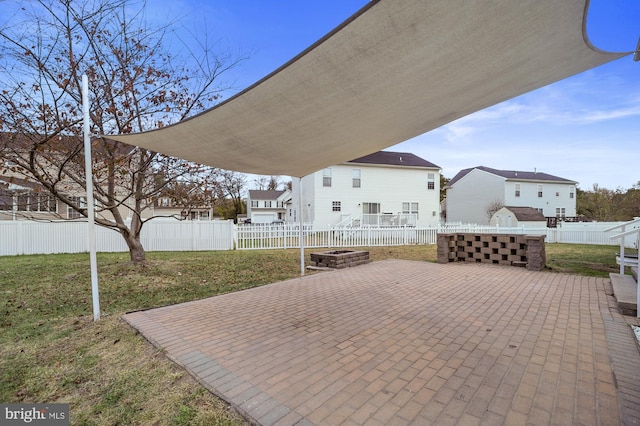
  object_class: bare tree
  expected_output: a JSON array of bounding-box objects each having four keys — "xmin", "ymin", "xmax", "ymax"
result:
[
  {"xmin": 485, "ymin": 199, "xmax": 504, "ymax": 221},
  {"xmin": 217, "ymin": 170, "xmax": 247, "ymax": 221},
  {"xmin": 0, "ymin": 0, "xmax": 248, "ymax": 262},
  {"xmin": 252, "ymin": 175, "xmax": 284, "ymax": 191}
]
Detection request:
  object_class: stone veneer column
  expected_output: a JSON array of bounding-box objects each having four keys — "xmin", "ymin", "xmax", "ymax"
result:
[
  {"xmin": 525, "ymin": 235, "xmax": 546, "ymax": 271},
  {"xmin": 437, "ymin": 233, "xmax": 455, "ymax": 264}
]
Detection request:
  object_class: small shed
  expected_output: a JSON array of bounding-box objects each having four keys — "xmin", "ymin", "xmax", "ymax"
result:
[{"xmin": 491, "ymin": 206, "xmax": 546, "ymax": 228}]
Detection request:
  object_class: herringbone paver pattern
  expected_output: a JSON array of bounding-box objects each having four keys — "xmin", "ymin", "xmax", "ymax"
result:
[{"xmin": 123, "ymin": 260, "xmax": 640, "ymax": 425}]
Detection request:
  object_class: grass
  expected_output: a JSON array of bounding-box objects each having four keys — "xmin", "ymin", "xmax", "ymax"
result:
[{"xmin": 0, "ymin": 243, "xmax": 625, "ymax": 424}]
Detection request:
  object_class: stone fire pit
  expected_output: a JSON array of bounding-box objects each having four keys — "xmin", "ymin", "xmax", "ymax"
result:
[{"xmin": 310, "ymin": 250, "xmax": 369, "ymax": 269}]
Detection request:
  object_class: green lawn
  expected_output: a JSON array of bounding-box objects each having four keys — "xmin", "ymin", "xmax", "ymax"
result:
[{"xmin": 0, "ymin": 244, "xmax": 624, "ymax": 424}]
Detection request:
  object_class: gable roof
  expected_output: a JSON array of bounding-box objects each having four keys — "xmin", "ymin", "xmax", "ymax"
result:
[
  {"xmin": 248, "ymin": 190, "xmax": 286, "ymax": 200},
  {"xmin": 501, "ymin": 206, "xmax": 546, "ymax": 222},
  {"xmin": 447, "ymin": 166, "xmax": 577, "ymax": 187},
  {"xmin": 107, "ymin": 1, "xmax": 626, "ymax": 177},
  {"xmin": 347, "ymin": 151, "xmax": 440, "ymax": 169}
]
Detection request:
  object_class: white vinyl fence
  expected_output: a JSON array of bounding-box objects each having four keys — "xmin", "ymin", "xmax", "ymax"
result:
[
  {"xmin": 235, "ymin": 225, "xmax": 438, "ymax": 250},
  {"xmin": 235, "ymin": 221, "xmax": 638, "ymax": 250},
  {"xmin": 0, "ymin": 220, "xmax": 235, "ymax": 256},
  {"xmin": 0, "ymin": 220, "xmax": 636, "ymax": 256}
]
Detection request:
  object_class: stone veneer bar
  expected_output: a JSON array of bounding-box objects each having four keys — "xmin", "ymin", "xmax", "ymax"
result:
[{"xmin": 437, "ymin": 233, "xmax": 546, "ymax": 271}]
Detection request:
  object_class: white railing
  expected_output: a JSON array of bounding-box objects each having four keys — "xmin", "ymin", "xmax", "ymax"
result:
[
  {"xmin": 361, "ymin": 213, "xmax": 417, "ymax": 227},
  {"xmin": 0, "ymin": 220, "xmax": 635, "ymax": 256},
  {"xmin": 607, "ymin": 218, "xmax": 640, "ymax": 319},
  {"xmin": 606, "ymin": 218, "xmax": 640, "ymax": 274}
]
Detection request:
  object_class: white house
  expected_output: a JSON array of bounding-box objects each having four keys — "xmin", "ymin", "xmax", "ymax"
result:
[
  {"xmin": 246, "ymin": 190, "xmax": 290, "ymax": 223},
  {"xmin": 444, "ymin": 166, "xmax": 577, "ymax": 225},
  {"xmin": 289, "ymin": 151, "xmax": 441, "ymax": 227}
]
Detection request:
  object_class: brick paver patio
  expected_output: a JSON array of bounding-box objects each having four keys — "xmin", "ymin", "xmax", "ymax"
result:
[{"xmin": 123, "ymin": 260, "xmax": 640, "ymax": 425}]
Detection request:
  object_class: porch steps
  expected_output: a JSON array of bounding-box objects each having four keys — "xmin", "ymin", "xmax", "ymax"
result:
[{"xmin": 610, "ymin": 271, "xmax": 637, "ymax": 316}]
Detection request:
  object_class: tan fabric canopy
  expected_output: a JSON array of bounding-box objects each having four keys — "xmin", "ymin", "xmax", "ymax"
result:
[{"xmin": 109, "ymin": 0, "xmax": 627, "ymax": 177}]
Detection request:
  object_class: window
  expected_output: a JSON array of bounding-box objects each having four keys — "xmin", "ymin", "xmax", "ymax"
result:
[
  {"xmin": 556, "ymin": 192, "xmax": 560, "ymax": 197},
  {"xmin": 16, "ymin": 193, "xmax": 30, "ymax": 211},
  {"xmin": 277, "ymin": 201, "xmax": 284, "ymax": 208},
  {"xmin": 200, "ymin": 211, "xmax": 210, "ymax": 220},
  {"xmin": 515, "ymin": 184, "xmax": 520, "ymax": 197},
  {"xmin": 323, "ymin": 168, "xmax": 332, "ymax": 187},
  {"xmin": 352, "ymin": 169, "xmax": 361, "ymax": 188},
  {"xmin": 570, "ymin": 187, "xmax": 575, "ymax": 199},
  {"xmin": 556, "ymin": 207, "xmax": 566, "ymax": 218},
  {"xmin": 67, "ymin": 196, "xmax": 86, "ymax": 219},
  {"xmin": 0, "ymin": 189, "xmax": 12, "ymax": 211},
  {"xmin": 362, "ymin": 202, "xmax": 380, "ymax": 214},
  {"xmin": 14, "ymin": 192, "xmax": 57, "ymax": 212},
  {"xmin": 402, "ymin": 202, "xmax": 419, "ymax": 218},
  {"xmin": 427, "ymin": 173, "xmax": 435, "ymax": 190},
  {"xmin": 157, "ymin": 197, "xmax": 171, "ymax": 207},
  {"xmin": 251, "ymin": 200, "xmax": 258, "ymax": 208},
  {"xmin": 332, "ymin": 201, "xmax": 341, "ymax": 212},
  {"xmin": 537, "ymin": 184, "xmax": 543, "ymax": 198},
  {"xmin": 265, "ymin": 201, "xmax": 272, "ymax": 208}
]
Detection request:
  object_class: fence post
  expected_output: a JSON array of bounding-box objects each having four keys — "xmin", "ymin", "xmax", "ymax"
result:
[{"xmin": 17, "ymin": 221, "xmax": 24, "ymax": 255}]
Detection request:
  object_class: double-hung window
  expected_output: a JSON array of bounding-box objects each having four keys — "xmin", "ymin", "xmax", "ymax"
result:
[
  {"xmin": 352, "ymin": 169, "xmax": 361, "ymax": 188},
  {"xmin": 67, "ymin": 196, "xmax": 86, "ymax": 219},
  {"xmin": 427, "ymin": 173, "xmax": 435, "ymax": 190},
  {"xmin": 323, "ymin": 168, "xmax": 332, "ymax": 187}
]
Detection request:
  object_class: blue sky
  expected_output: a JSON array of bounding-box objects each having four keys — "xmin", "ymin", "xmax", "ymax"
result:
[
  {"xmin": 3, "ymin": 1, "xmax": 638, "ymax": 190},
  {"xmin": 146, "ymin": 0, "xmax": 639, "ymax": 191}
]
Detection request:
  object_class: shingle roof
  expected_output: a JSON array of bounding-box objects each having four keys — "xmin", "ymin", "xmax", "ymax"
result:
[
  {"xmin": 502, "ymin": 206, "xmax": 546, "ymax": 222},
  {"xmin": 248, "ymin": 190, "xmax": 286, "ymax": 200},
  {"xmin": 447, "ymin": 166, "xmax": 576, "ymax": 187},
  {"xmin": 347, "ymin": 151, "xmax": 440, "ymax": 169}
]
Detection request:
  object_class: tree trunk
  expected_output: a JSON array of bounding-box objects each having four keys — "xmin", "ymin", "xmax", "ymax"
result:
[{"xmin": 121, "ymin": 229, "xmax": 146, "ymax": 263}]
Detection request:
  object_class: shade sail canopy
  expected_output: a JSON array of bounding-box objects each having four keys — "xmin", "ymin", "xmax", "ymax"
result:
[{"xmin": 109, "ymin": 0, "xmax": 627, "ymax": 177}]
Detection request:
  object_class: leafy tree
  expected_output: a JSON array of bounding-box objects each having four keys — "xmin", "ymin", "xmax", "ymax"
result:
[
  {"xmin": 0, "ymin": 0, "xmax": 247, "ymax": 262},
  {"xmin": 577, "ymin": 184, "xmax": 640, "ymax": 221}
]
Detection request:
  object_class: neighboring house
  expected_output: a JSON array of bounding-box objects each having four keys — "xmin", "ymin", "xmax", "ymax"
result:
[
  {"xmin": 0, "ymin": 176, "xmax": 67, "ymax": 221},
  {"xmin": 246, "ymin": 190, "xmax": 290, "ymax": 223},
  {"xmin": 1, "ymin": 134, "xmax": 214, "ymax": 222},
  {"xmin": 153, "ymin": 196, "xmax": 215, "ymax": 221},
  {"xmin": 444, "ymin": 166, "xmax": 577, "ymax": 225},
  {"xmin": 490, "ymin": 206, "xmax": 547, "ymax": 228},
  {"xmin": 290, "ymin": 151, "xmax": 441, "ymax": 227}
]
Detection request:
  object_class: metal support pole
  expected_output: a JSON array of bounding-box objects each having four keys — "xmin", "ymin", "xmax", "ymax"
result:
[
  {"xmin": 297, "ymin": 177, "xmax": 305, "ymax": 276},
  {"xmin": 82, "ymin": 75, "xmax": 100, "ymax": 321}
]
